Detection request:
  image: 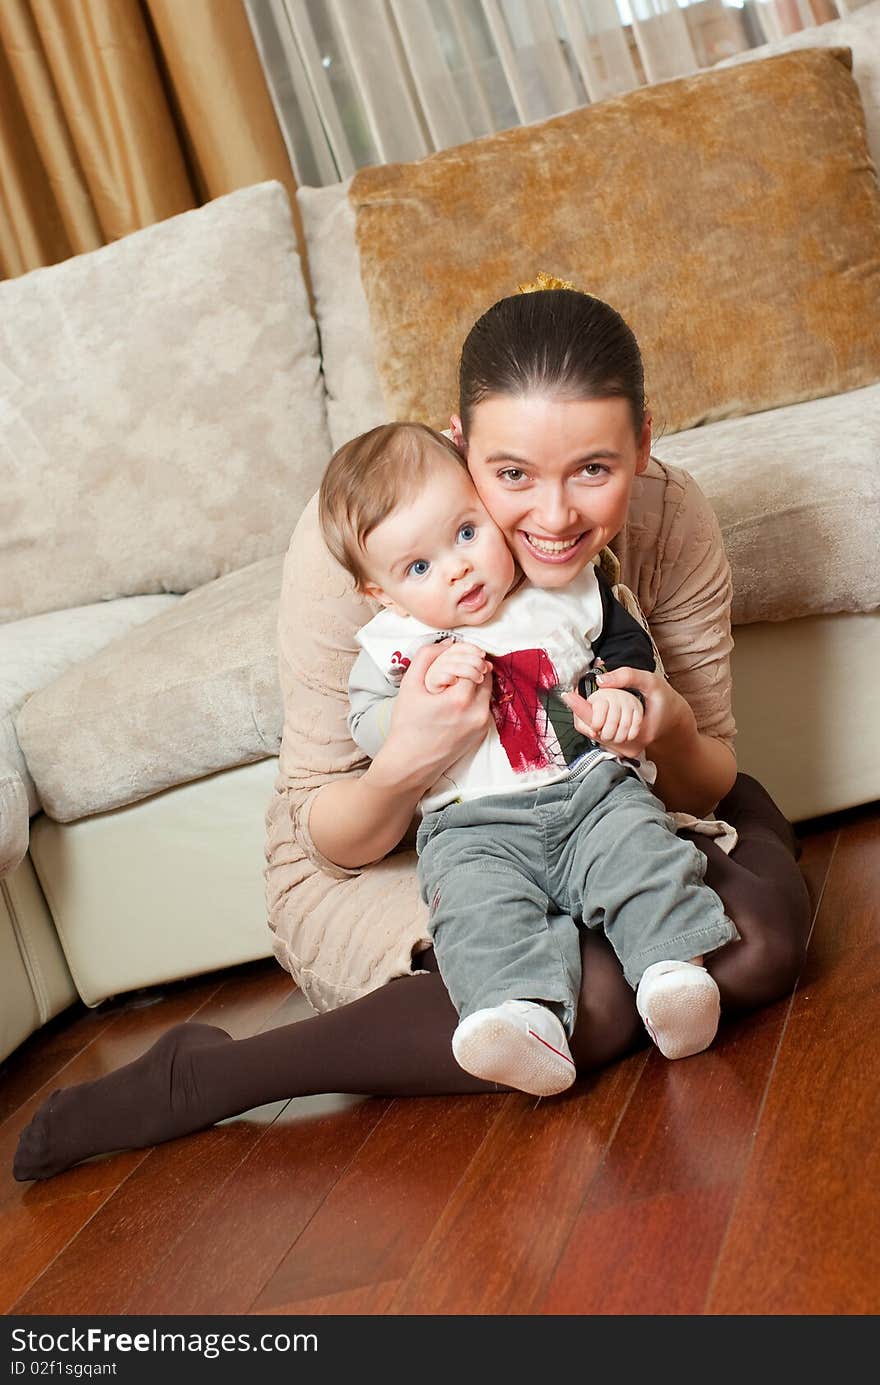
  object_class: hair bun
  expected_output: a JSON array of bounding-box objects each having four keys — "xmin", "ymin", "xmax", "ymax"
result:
[{"xmin": 516, "ymin": 271, "xmax": 576, "ymax": 294}]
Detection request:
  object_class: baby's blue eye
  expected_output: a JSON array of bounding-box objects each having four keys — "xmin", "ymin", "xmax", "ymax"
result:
[
  {"xmin": 407, "ymin": 559, "xmax": 430, "ymax": 578},
  {"xmin": 458, "ymin": 524, "xmax": 477, "ymax": 543}
]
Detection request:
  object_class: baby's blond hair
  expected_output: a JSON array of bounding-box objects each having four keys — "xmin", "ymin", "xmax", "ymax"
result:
[{"xmin": 318, "ymin": 422, "xmax": 466, "ymax": 589}]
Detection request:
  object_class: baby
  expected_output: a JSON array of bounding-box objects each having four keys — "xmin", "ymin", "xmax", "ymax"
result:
[{"xmin": 319, "ymin": 422, "xmax": 738, "ymax": 1095}]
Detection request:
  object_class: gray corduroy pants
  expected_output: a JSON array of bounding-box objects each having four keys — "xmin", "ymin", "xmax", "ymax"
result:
[{"xmin": 416, "ymin": 758, "xmax": 738, "ymax": 1034}]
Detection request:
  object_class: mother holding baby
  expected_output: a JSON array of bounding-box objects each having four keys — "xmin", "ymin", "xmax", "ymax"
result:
[{"xmin": 15, "ymin": 285, "xmax": 811, "ymax": 1180}]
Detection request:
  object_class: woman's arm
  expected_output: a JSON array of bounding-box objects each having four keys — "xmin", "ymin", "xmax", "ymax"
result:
[
  {"xmin": 602, "ymin": 461, "xmax": 738, "ymax": 814},
  {"xmin": 306, "ymin": 761, "xmax": 427, "ymax": 872},
  {"xmin": 647, "ymin": 709, "xmax": 737, "ymax": 816}
]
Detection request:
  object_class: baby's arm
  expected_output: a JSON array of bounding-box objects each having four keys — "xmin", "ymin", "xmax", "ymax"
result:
[
  {"xmin": 348, "ymin": 648, "xmax": 400, "ymax": 758},
  {"xmin": 568, "ymin": 569, "xmax": 655, "ymax": 751},
  {"xmin": 348, "ymin": 641, "xmax": 491, "ymax": 757},
  {"xmin": 424, "ymin": 642, "xmax": 491, "ymax": 694},
  {"xmin": 589, "ymin": 567, "xmax": 656, "ymax": 681},
  {"xmin": 581, "ymin": 685, "xmax": 643, "ymax": 746}
]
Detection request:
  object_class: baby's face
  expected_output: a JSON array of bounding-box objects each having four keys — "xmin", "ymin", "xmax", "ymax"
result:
[{"xmin": 361, "ymin": 458, "xmax": 516, "ymax": 629}]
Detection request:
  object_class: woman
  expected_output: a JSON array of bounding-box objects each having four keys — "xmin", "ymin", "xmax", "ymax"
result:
[{"xmin": 14, "ymin": 289, "xmax": 810, "ymax": 1181}]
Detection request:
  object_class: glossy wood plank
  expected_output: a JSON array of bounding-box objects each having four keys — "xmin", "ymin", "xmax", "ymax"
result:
[
  {"xmin": 705, "ymin": 815, "xmax": 880, "ymax": 1315},
  {"xmin": 706, "ymin": 945, "xmax": 880, "ymax": 1313},
  {"xmin": 251, "ymin": 1094, "xmax": 506, "ymax": 1313},
  {"xmin": 9, "ymin": 969, "xmax": 302, "ymax": 1314},
  {"xmin": 190, "ymin": 959, "xmax": 300, "ymax": 1035},
  {"xmin": 254, "ymin": 1280, "xmax": 402, "ymax": 1316},
  {"xmin": 131, "ymin": 1094, "xmax": 391, "ymax": 1315},
  {"xmin": 549, "ymin": 1186, "xmax": 734, "ymax": 1317},
  {"xmin": 389, "ymin": 1053, "xmax": 647, "ymax": 1315},
  {"xmin": 807, "ymin": 813, "xmax": 880, "ymax": 956},
  {"xmin": 1, "ymin": 807, "xmax": 873, "ymax": 1318},
  {"xmin": 538, "ymin": 998, "xmax": 791, "ymax": 1314},
  {"xmin": 0, "ymin": 1004, "xmax": 109, "ymax": 1126},
  {"xmin": 794, "ymin": 823, "xmax": 837, "ymax": 926},
  {"xmin": 12, "ymin": 1122, "xmax": 272, "ymax": 1315}
]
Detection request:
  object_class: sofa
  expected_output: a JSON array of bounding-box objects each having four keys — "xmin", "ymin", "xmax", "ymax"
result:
[{"xmin": 2, "ymin": 5, "xmax": 879, "ymax": 1066}]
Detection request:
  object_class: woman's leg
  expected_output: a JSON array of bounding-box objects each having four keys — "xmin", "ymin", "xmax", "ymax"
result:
[
  {"xmin": 14, "ymin": 772, "xmax": 808, "ymax": 1180},
  {"xmin": 14, "ymin": 960, "xmax": 482, "ymax": 1181},
  {"xmin": 14, "ymin": 931, "xmax": 643, "ymax": 1181},
  {"xmin": 698, "ymin": 773, "xmax": 812, "ymax": 1012}
]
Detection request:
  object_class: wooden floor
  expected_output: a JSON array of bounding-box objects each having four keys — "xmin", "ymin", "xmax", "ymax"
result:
[{"xmin": 2, "ymin": 801, "xmax": 878, "ymax": 1317}]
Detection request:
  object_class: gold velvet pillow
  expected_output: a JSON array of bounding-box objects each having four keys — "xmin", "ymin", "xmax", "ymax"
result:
[{"xmin": 350, "ymin": 47, "xmax": 880, "ymax": 435}]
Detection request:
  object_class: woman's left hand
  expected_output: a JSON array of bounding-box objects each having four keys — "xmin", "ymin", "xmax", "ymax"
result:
[{"xmin": 563, "ymin": 666, "xmax": 695, "ymax": 758}]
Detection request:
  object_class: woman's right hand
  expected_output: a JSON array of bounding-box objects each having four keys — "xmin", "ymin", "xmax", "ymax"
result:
[{"xmin": 375, "ymin": 639, "xmax": 493, "ymax": 792}]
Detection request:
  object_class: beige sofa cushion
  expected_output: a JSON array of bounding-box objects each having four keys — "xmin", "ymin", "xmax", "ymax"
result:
[
  {"xmin": 28, "ymin": 760, "xmax": 278, "ymax": 1008},
  {"xmin": 1, "ymin": 594, "xmax": 178, "ymax": 813},
  {"xmin": 16, "ymin": 557, "xmax": 284, "ymax": 823},
  {"xmin": 0, "ymin": 594, "xmax": 177, "ymax": 875},
  {"xmin": 0, "ymin": 768, "xmax": 28, "ymax": 879},
  {"xmin": 0, "ymin": 182, "xmax": 331, "ymax": 623},
  {"xmin": 652, "ymin": 382, "xmax": 880, "ymax": 625}
]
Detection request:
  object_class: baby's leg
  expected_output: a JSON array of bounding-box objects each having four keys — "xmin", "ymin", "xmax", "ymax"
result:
[
  {"xmin": 418, "ymin": 818, "xmax": 579, "ymax": 1095},
  {"xmin": 564, "ymin": 766, "xmax": 736, "ymax": 985},
  {"xmin": 563, "ymin": 764, "xmax": 735, "ymax": 1058}
]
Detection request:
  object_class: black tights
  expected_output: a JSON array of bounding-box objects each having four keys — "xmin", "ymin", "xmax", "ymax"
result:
[{"xmin": 14, "ymin": 774, "xmax": 811, "ymax": 1180}]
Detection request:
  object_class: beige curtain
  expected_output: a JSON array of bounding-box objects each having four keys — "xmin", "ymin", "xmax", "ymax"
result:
[{"xmin": 0, "ymin": 0, "xmax": 303, "ymax": 282}]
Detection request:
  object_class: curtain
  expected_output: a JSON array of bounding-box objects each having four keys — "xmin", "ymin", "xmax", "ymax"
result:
[
  {"xmin": 0, "ymin": 0, "xmax": 302, "ymax": 281},
  {"xmin": 244, "ymin": 0, "xmax": 858, "ymax": 187}
]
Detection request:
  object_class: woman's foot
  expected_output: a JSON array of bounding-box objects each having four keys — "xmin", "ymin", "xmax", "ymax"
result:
[
  {"xmin": 13, "ymin": 1022, "xmax": 233, "ymax": 1181},
  {"xmin": 451, "ymin": 1000, "xmax": 576, "ymax": 1096},
  {"xmin": 635, "ymin": 960, "xmax": 720, "ymax": 1059}
]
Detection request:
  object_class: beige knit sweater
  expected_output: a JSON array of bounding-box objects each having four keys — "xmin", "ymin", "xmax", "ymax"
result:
[{"xmin": 265, "ymin": 458, "xmax": 735, "ymax": 1012}]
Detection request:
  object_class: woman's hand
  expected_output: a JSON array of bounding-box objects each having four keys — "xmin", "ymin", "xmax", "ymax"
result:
[
  {"xmin": 562, "ymin": 666, "xmax": 694, "ymax": 759},
  {"xmin": 376, "ymin": 639, "xmax": 493, "ymax": 792}
]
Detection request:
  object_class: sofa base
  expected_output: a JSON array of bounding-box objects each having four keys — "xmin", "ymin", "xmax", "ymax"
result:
[
  {"xmin": 27, "ymin": 758, "xmax": 278, "ymax": 1009},
  {"xmin": 1, "ymin": 853, "xmax": 77, "ymax": 1065},
  {"xmin": 731, "ymin": 610, "xmax": 880, "ymax": 822}
]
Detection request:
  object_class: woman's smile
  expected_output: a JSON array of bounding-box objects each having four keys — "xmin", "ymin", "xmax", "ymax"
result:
[{"xmin": 521, "ymin": 530, "xmax": 592, "ymax": 560}]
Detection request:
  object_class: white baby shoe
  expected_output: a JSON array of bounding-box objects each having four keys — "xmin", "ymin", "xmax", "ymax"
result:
[
  {"xmin": 636, "ymin": 959, "xmax": 721, "ymax": 1060},
  {"xmin": 452, "ymin": 999, "xmax": 576, "ymax": 1096}
]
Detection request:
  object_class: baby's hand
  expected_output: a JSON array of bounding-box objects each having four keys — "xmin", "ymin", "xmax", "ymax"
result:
[
  {"xmin": 576, "ymin": 687, "xmax": 643, "ymax": 752},
  {"xmin": 424, "ymin": 642, "xmax": 492, "ymax": 694}
]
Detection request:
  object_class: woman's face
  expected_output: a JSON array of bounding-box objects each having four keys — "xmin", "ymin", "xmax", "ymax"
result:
[{"xmin": 453, "ymin": 394, "xmax": 651, "ymax": 589}]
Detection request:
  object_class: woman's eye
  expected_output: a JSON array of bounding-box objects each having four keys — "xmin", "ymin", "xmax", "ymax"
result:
[
  {"xmin": 498, "ymin": 468, "xmax": 525, "ymax": 483},
  {"xmin": 407, "ymin": 559, "xmax": 430, "ymax": 578},
  {"xmin": 458, "ymin": 524, "xmax": 477, "ymax": 543}
]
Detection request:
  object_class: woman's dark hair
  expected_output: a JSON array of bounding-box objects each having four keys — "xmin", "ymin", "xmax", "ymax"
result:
[{"xmin": 458, "ymin": 289, "xmax": 645, "ymax": 438}]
